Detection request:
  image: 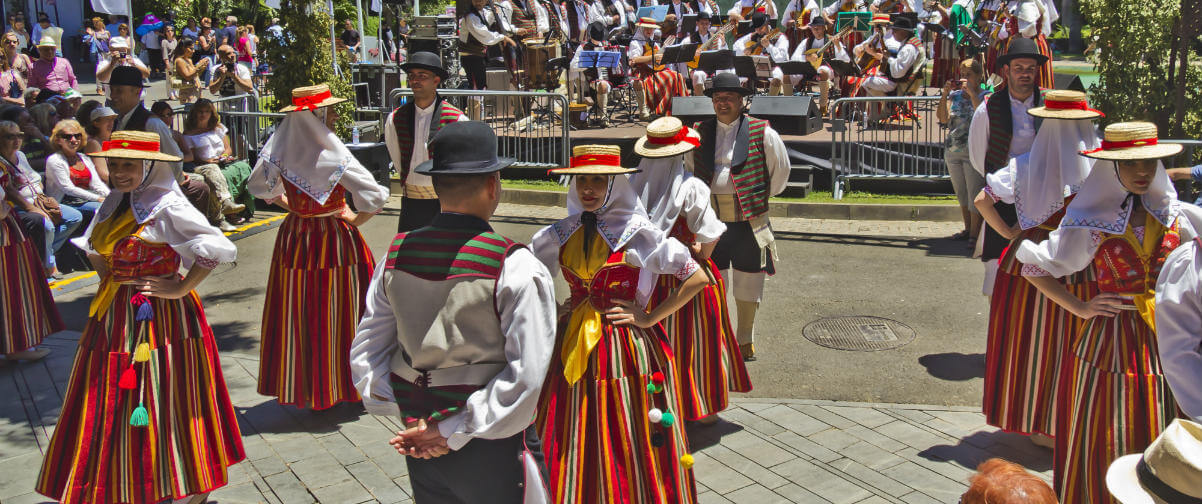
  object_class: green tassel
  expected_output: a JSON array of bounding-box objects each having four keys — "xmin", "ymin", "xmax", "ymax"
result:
[
  {"xmin": 129, "ymin": 404, "xmax": 149, "ymax": 427},
  {"xmin": 661, "ymin": 411, "xmax": 676, "ymax": 427},
  {"xmin": 133, "ymin": 343, "xmax": 151, "ymax": 362}
]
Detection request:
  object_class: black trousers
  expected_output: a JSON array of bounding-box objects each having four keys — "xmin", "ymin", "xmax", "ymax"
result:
[
  {"xmin": 397, "ymin": 197, "xmax": 442, "ymax": 234},
  {"xmin": 405, "ymin": 425, "xmax": 548, "ymax": 504},
  {"xmin": 461, "ymin": 55, "xmax": 488, "ymax": 90},
  {"xmin": 712, "ymin": 220, "xmax": 775, "ymax": 274}
]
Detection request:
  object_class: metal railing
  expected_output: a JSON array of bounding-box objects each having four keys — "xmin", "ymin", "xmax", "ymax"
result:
[
  {"xmin": 1165, "ymin": 139, "xmax": 1202, "ymax": 202},
  {"xmin": 388, "ymin": 88, "xmax": 571, "ymax": 171},
  {"xmin": 828, "ymin": 95, "xmax": 947, "ymax": 199}
]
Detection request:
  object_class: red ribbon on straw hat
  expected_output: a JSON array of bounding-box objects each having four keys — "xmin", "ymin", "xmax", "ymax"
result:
[
  {"xmin": 102, "ymin": 139, "xmax": 160, "ymax": 152},
  {"xmin": 1043, "ymin": 99, "xmax": 1105, "ymax": 117},
  {"xmin": 292, "ymin": 90, "xmax": 333, "ymax": 111},
  {"xmin": 1080, "ymin": 137, "xmax": 1158, "ymax": 155},
  {"xmin": 570, "ymin": 154, "xmax": 621, "ymax": 167},
  {"xmin": 646, "ymin": 127, "xmax": 700, "ymax": 147}
]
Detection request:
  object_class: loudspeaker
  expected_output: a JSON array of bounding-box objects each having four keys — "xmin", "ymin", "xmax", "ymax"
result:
[
  {"xmin": 672, "ymin": 96, "xmax": 715, "ymax": 125},
  {"xmin": 748, "ymin": 95, "xmax": 822, "ymax": 135},
  {"xmin": 1054, "ymin": 73, "xmax": 1085, "ymax": 92}
]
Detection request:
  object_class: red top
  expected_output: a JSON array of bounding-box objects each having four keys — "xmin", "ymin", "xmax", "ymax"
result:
[
  {"xmin": 283, "ymin": 180, "xmax": 346, "ymax": 217},
  {"xmin": 562, "ymin": 249, "xmax": 640, "ymax": 312},
  {"xmin": 110, "ymin": 235, "xmax": 182, "ymax": 282},
  {"xmin": 1093, "ymin": 223, "xmax": 1180, "ymax": 295},
  {"xmin": 68, "ymin": 161, "xmax": 91, "ymax": 188}
]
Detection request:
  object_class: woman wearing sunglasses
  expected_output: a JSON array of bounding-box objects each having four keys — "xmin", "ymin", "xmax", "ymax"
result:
[{"xmin": 44, "ymin": 119, "xmax": 107, "ymax": 224}]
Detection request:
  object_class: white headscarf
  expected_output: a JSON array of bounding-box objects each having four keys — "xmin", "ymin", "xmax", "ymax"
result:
[
  {"xmin": 1009, "ymin": 118, "xmax": 1099, "ymax": 229},
  {"xmin": 549, "ymin": 174, "xmax": 653, "ymax": 250},
  {"xmin": 93, "ymin": 159, "xmax": 188, "ymax": 224},
  {"xmin": 254, "ymin": 109, "xmax": 365, "ymax": 204},
  {"xmin": 1061, "ymin": 159, "xmax": 1179, "ymax": 234},
  {"xmin": 628, "ymin": 156, "xmax": 687, "ymax": 232}
]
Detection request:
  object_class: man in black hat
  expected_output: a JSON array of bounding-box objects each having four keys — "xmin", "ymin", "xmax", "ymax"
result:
[
  {"xmin": 568, "ymin": 21, "xmax": 622, "ymax": 126},
  {"xmin": 732, "ymin": 12, "xmax": 790, "ymax": 95},
  {"xmin": 967, "ymin": 36, "xmax": 1047, "ymax": 294},
  {"xmin": 385, "ymin": 51, "xmax": 467, "ymax": 233},
  {"xmin": 682, "ymin": 14, "xmax": 731, "ymax": 97},
  {"xmin": 853, "ymin": 12, "xmax": 923, "ymax": 97},
  {"xmin": 786, "ymin": 15, "xmax": 850, "ymax": 115},
  {"xmin": 350, "ymin": 120, "xmax": 554, "ymax": 504},
  {"xmin": 685, "ymin": 73, "xmax": 789, "ymax": 361}
]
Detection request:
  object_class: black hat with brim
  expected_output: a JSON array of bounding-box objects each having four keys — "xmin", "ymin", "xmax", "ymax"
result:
[
  {"xmin": 588, "ymin": 21, "xmax": 608, "ymax": 42},
  {"xmin": 750, "ymin": 11, "xmax": 769, "ymax": 29},
  {"xmin": 704, "ymin": 73, "xmax": 753, "ymax": 97},
  {"xmin": 414, "ymin": 121, "xmax": 516, "ymax": 175},
  {"xmin": 995, "ymin": 37, "xmax": 1049, "ymax": 68},
  {"xmin": 890, "ymin": 12, "xmax": 918, "ymax": 31},
  {"xmin": 110, "ymin": 65, "xmax": 150, "ymax": 88},
  {"xmin": 400, "ymin": 51, "xmax": 450, "ymax": 81}
]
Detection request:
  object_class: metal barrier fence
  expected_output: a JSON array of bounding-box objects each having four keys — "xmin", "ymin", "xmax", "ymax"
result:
[
  {"xmin": 1165, "ymin": 139, "xmax": 1202, "ymax": 202},
  {"xmin": 388, "ymin": 88, "xmax": 570, "ymax": 171},
  {"xmin": 828, "ymin": 95, "xmax": 947, "ymax": 199}
]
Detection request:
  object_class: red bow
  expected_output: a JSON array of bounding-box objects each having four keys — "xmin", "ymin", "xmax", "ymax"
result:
[
  {"xmin": 102, "ymin": 139, "xmax": 160, "ymax": 152},
  {"xmin": 1081, "ymin": 137, "xmax": 1158, "ymax": 155},
  {"xmin": 1044, "ymin": 99, "xmax": 1104, "ymax": 117},
  {"xmin": 291, "ymin": 90, "xmax": 333, "ymax": 111},
  {"xmin": 645, "ymin": 127, "xmax": 700, "ymax": 147},
  {"xmin": 570, "ymin": 154, "xmax": 621, "ymax": 167}
]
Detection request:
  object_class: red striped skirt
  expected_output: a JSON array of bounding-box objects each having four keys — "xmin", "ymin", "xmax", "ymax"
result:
[
  {"xmin": 982, "ymin": 228, "xmax": 1095, "ymax": 436},
  {"xmin": 1053, "ymin": 306, "xmax": 1176, "ymax": 504},
  {"xmin": 537, "ymin": 319, "xmax": 698, "ymax": 504},
  {"xmin": 257, "ymin": 213, "xmax": 373, "ymax": 410},
  {"xmin": 652, "ymin": 259, "xmax": 752, "ymax": 420},
  {"xmin": 35, "ymin": 285, "xmax": 244, "ymax": 504},
  {"xmin": 0, "ymin": 212, "xmax": 62, "ymax": 353},
  {"xmin": 930, "ymin": 37, "xmax": 963, "ymax": 88},
  {"xmin": 640, "ymin": 69, "xmax": 687, "ymax": 116}
]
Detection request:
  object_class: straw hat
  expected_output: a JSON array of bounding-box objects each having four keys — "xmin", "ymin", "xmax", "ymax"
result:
[
  {"xmin": 551, "ymin": 145, "xmax": 639, "ymax": 175},
  {"xmin": 36, "ymin": 35, "xmax": 56, "ymax": 48},
  {"xmin": 636, "ymin": 17, "xmax": 660, "ymax": 29},
  {"xmin": 279, "ymin": 83, "xmax": 347, "ymax": 113},
  {"xmin": 1106, "ymin": 419, "xmax": 1202, "ymax": 504},
  {"xmin": 1080, "ymin": 121, "xmax": 1182, "ymax": 160},
  {"xmin": 635, "ymin": 117, "xmax": 701, "ymax": 158},
  {"xmin": 870, "ymin": 13, "xmax": 891, "ymax": 25},
  {"xmin": 90, "ymin": 130, "xmax": 183, "ymax": 162},
  {"xmin": 1027, "ymin": 90, "xmax": 1104, "ymax": 120}
]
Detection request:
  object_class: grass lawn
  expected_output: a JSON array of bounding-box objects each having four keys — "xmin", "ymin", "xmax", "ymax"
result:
[{"xmin": 500, "ymin": 180, "xmax": 958, "ymax": 205}]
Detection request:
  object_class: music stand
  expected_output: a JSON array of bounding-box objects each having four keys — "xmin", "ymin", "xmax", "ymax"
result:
[
  {"xmin": 698, "ymin": 50, "xmax": 735, "ymax": 75},
  {"xmin": 736, "ymin": 20, "xmax": 751, "ymax": 37},
  {"xmin": 828, "ymin": 59, "xmax": 860, "ymax": 78},
  {"xmin": 778, "ymin": 60, "xmax": 817, "ymax": 79},
  {"xmin": 836, "ymin": 11, "xmax": 871, "ymax": 32},
  {"xmin": 578, "ymin": 50, "xmax": 623, "ymax": 69},
  {"xmin": 679, "ymin": 14, "xmax": 698, "ymax": 35},
  {"xmin": 637, "ymin": 5, "xmax": 669, "ymax": 22},
  {"xmin": 660, "ymin": 42, "xmax": 701, "ymax": 65},
  {"xmin": 733, "ymin": 55, "xmax": 762, "ymax": 93}
]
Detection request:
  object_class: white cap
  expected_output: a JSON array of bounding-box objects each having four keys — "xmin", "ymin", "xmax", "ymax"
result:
[{"xmin": 91, "ymin": 106, "xmax": 118, "ymax": 122}]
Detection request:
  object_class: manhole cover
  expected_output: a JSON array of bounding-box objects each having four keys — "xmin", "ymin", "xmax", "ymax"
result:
[{"xmin": 802, "ymin": 316, "xmax": 916, "ymax": 351}]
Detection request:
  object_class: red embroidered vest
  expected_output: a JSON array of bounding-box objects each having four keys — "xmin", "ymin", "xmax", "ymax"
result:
[{"xmin": 284, "ymin": 180, "xmax": 346, "ymax": 217}]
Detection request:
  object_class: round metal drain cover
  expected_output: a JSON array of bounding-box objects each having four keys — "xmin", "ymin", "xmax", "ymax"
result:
[{"xmin": 802, "ymin": 316, "xmax": 916, "ymax": 351}]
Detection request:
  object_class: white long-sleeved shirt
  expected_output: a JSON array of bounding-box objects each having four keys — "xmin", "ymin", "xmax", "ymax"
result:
[
  {"xmin": 732, "ymin": 31, "xmax": 789, "ymax": 62},
  {"xmin": 460, "ymin": 9, "xmax": 508, "ymax": 46},
  {"xmin": 1156, "ymin": 238, "xmax": 1202, "ymax": 422},
  {"xmin": 791, "ymin": 34, "xmax": 850, "ymax": 66},
  {"xmin": 349, "ymin": 245, "xmax": 557, "ymax": 451},
  {"xmin": 968, "ymin": 92, "xmax": 1037, "ymax": 175},
  {"xmin": 44, "ymin": 152, "xmax": 109, "ymax": 202},
  {"xmin": 854, "ymin": 33, "xmax": 918, "ymax": 80},
  {"xmin": 728, "ymin": 0, "xmax": 778, "ymax": 18},
  {"xmin": 384, "ymin": 102, "xmax": 469, "ymax": 191},
  {"xmin": 783, "ymin": 0, "xmax": 821, "ymax": 25},
  {"xmin": 823, "ymin": 0, "xmax": 867, "ymax": 17},
  {"xmin": 683, "ymin": 116, "xmax": 790, "ymax": 197}
]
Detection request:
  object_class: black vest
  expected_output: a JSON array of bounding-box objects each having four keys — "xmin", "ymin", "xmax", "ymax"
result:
[
  {"xmin": 118, "ymin": 105, "xmax": 153, "ymax": 133},
  {"xmin": 980, "ymin": 89, "xmax": 1043, "ymax": 261}
]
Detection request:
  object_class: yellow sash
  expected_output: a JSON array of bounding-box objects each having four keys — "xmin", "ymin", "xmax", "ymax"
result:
[
  {"xmin": 1118, "ymin": 212, "xmax": 1166, "ymax": 333},
  {"xmin": 88, "ymin": 210, "xmax": 137, "ymax": 317},
  {"xmin": 559, "ymin": 229, "xmax": 613, "ymax": 385}
]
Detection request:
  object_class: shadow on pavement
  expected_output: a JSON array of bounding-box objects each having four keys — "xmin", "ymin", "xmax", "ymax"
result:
[
  {"xmin": 685, "ymin": 418, "xmax": 746, "ymax": 452},
  {"xmin": 918, "ymin": 352, "xmax": 986, "ymax": 381},
  {"xmin": 772, "ymin": 231, "xmax": 973, "ymax": 258},
  {"xmin": 208, "ymin": 321, "xmax": 261, "ymax": 352},
  {"xmin": 920, "ymin": 430, "xmax": 1053, "ymax": 474},
  {"xmin": 202, "ymin": 286, "xmax": 265, "ymax": 306},
  {"xmin": 238, "ymin": 399, "xmax": 366, "ymax": 436}
]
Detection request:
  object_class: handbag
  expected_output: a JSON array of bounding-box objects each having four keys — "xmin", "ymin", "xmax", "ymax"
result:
[{"xmin": 32, "ymin": 194, "xmax": 63, "ymax": 225}]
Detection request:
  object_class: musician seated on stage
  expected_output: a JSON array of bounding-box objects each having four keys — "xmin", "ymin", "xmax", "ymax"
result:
[
  {"xmin": 783, "ymin": 0, "xmax": 820, "ymax": 29},
  {"xmin": 569, "ymin": 21, "xmax": 623, "ymax": 126},
  {"xmin": 787, "ymin": 16, "xmax": 849, "ymax": 114},
  {"xmin": 628, "ymin": 17, "xmax": 689, "ymax": 120},
  {"xmin": 853, "ymin": 12, "xmax": 921, "ymax": 97},
  {"xmin": 732, "ymin": 12, "xmax": 790, "ymax": 95},
  {"xmin": 682, "ymin": 14, "xmax": 733, "ymax": 97},
  {"xmin": 728, "ymin": 0, "xmax": 777, "ymax": 21}
]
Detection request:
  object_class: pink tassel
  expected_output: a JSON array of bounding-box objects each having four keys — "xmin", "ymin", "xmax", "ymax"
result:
[{"xmin": 130, "ymin": 293, "xmax": 149, "ymax": 306}]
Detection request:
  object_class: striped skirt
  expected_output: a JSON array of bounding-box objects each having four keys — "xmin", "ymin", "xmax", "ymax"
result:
[
  {"xmin": 982, "ymin": 230, "xmax": 1094, "ymax": 436},
  {"xmin": 641, "ymin": 69, "xmax": 687, "ymax": 116},
  {"xmin": 0, "ymin": 212, "xmax": 62, "ymax": 354},
  {"xmin": 652, "ymin": 259, "xmax": 752, "ymax": 421},
  {"xmin": 929, "ymin": 37, "xmax": 962, "ymax": 88},
  {"xmin": 537, "ymin": 321, "xmax": 698, "ymax": 504},
  {"xmin": 257, "ymin": 213, "xmax": 373, "ymax": 410},
  {"xmin": 1053, "ymin": 308, "xmax": 1175, "ymax": 504},
  {"xmin": 35, "ymin": 285, "xmax": 244, "ymax": 504}
]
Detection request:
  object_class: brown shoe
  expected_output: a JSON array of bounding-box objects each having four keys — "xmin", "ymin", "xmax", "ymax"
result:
[{"xmin": 739, "ymin": 343, "xmax": 756, "ymax": 361}]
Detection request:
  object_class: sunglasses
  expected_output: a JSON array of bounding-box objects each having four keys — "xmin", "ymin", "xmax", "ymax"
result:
[
  {"xmin": 61, "ymin": 133, "xmax": 82, "ymax": 140},
  {"xmin": 1, "ymin": 134, "xmax": 22, "ymax": 140}
]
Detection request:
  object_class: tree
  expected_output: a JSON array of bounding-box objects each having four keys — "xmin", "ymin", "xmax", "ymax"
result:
[
  {"xmin": 1081, "ymin": 0, "xmax": 1201, "ymax": 138},
  {"xmin": 262, "ymin": 0, "xmax": 355, "ymax": 135}
]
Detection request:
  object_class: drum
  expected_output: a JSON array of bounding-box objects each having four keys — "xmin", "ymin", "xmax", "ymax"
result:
[
  {"xmin": 524, "ymin": 41, "xmax": 560, "ymax": 91},
  {"xmin": 568, "ymin": 102, "xmax": 590, "ymax": 129}
]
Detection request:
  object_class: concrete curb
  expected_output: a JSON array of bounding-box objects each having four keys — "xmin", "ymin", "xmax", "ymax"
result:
[{"xmin": 500, "ymin": 189, "xmax": 961, "ymax": 222}]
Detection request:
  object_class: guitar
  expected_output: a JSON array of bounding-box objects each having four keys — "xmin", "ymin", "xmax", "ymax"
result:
[
  {"xmin": 635, "ymin": 35, "xmax": 676, "ymax": 77},
  {"xmin": 804, "ymin": 23, "xmax": 852, "ymax": 68},
  {"xmin": 688, "ymin": 18, "xmax": 738, "ymax": 69},
  {"xmin": 746, "ymin": 28, "xmax": 781, "ymax": 56},
  {"xmin": 854, "ymin": 25, "xmax": 885, "ymax": 73}
]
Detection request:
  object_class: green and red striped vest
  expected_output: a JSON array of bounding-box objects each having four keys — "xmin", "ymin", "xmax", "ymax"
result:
[
  {"xmin": 392, "ymin": 97, "xmax": 465, "ymax": 184},
  {"xmin": 885, "ymin": 36, "xmax": 923, "ymax": 82},
  {"xmin": 693, "ymin": 116, "xmax": 772, "ymax": 221},
  {"xmin": 510, "ymin": 0, "xmax": 538, "ymax": 35},
  {"xmin": 385, "ymin": 225, "xmax": 520, "ymax": 280}
]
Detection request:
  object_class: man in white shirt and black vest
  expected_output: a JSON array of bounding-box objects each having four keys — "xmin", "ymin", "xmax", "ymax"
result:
[
  {"xmin": 967, "ymin": 37, "xmax": 1046, "ymax": 294},
  {"xmin": 685, "ymin": 73, "xmax": 790, "ymax": 361},
  {"xmin": 351, "ymin": 121, "xmax": 555, "ymax": 503},
  {"xmin": 386, "ymin": 52, "xmax": 468, "ymax": 233}
]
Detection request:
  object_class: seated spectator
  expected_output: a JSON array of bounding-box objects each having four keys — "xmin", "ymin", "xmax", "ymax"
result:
[
  {"xmin": 0, "ymin": 120, "xmax": 81, "ymax": 277},
  {"xmin": 209, "ymin": 44, "xmax": 253, "ymax": 97},
  {"xmin": 22, "ymin": 86, "xmax": 38, "ymax": 108},
  {"xmin": 95, "ymin": 36, "xmax": 149, "ymax": 97},
  {"xmin": 28, "ymin": 36, "xmax": 76, "ymax": 94},
  {"xmin": 0, "ymin": 38, "xmax": 25, "ymax": 106},
  {"xmin": 182, "ymin": 98, "xmax": 252, "ymax": 222},
  {"xmin": 58, "ymin": 89, "xmax": 81, "ymax": 119},
  {"xmin": 80, "ymin": 104, "xmax": 115, "ymax": 183},
  {"xmin": 0, "ymin": 104, "xmax": 50, "ymax": 173},
  {"xmin": 172, "ymin": 37, "xmax": 207, "ymax": 103},
  {"xmin": 961, "ymin": 458, "xmax": 1058, "ymax": 504},
  {"xmin": 44, "ymin": 119, "xmax": 107, "ymax": 223}
]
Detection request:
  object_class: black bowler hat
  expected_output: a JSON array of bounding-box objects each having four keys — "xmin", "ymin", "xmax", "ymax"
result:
[
  {"xmin": 704, "ymin": 72, "xmax": 753, "ymax": 97},
  {"xmin": 995, "ymin": 37, "xmax": 1049, "ymax": 67},
  {"xmin": 401, "ymin": 51, "xmax": 450, "ymax": 81},
  {"xmin": 890, "ymin": 12, "xmax": 918, "ymax": 31},
  {"xmin": 809, "ymin": 15, "xmax": 828, "ymax": 26},
  {"xmin": 750, "ymin": 11, "xmax": 769, "ymax": 29},
  {"xmin": 415, "ymin": 121, "xmax": 516, "ymax": 175},
  {"xmin": 588, "ymin": 21, "xmax": 608, "ymax": 42},
  {"xmin": 110, "ymin": 65, "xmax": 149, "ymax": 88}
]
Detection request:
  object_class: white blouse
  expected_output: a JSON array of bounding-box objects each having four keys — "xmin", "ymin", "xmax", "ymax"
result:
[
  {"xmin": 1155, "ymin": 238, "xmax": 1202, "ymax": 422},
  {"xmin": 44, "ymin": 152, "xmax": 109, "ymax": 202},
  {"xmin": 182, "ymin": 124, "xmax": 228, "ymax": 162}
]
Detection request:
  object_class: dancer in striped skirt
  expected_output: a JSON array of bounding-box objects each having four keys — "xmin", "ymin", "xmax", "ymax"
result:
[
  {"xmin": 248, "ymin": 84, "xmax": 390, "ymax": 410},
  {"xmin": 0, "ymin": 139, "xmax": 62, "ymax": 362},
  {"xmin": 975, "ymin": 91, "xmax": 1101, "ymax": 439},
  {"xmin": 631, "ymin": 117, "xmax": 752, "ymax": 423},
  {"xmin": 531, "ymin": 145, "xmax": 708, "ymax": 503},
  {"xmin": 1016, "ymin": 122, "xmax": 1200, "ymax": 503},
  {"xmin": 35, "ymin": 131, "xmax": 243, "ymax": 504}
]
